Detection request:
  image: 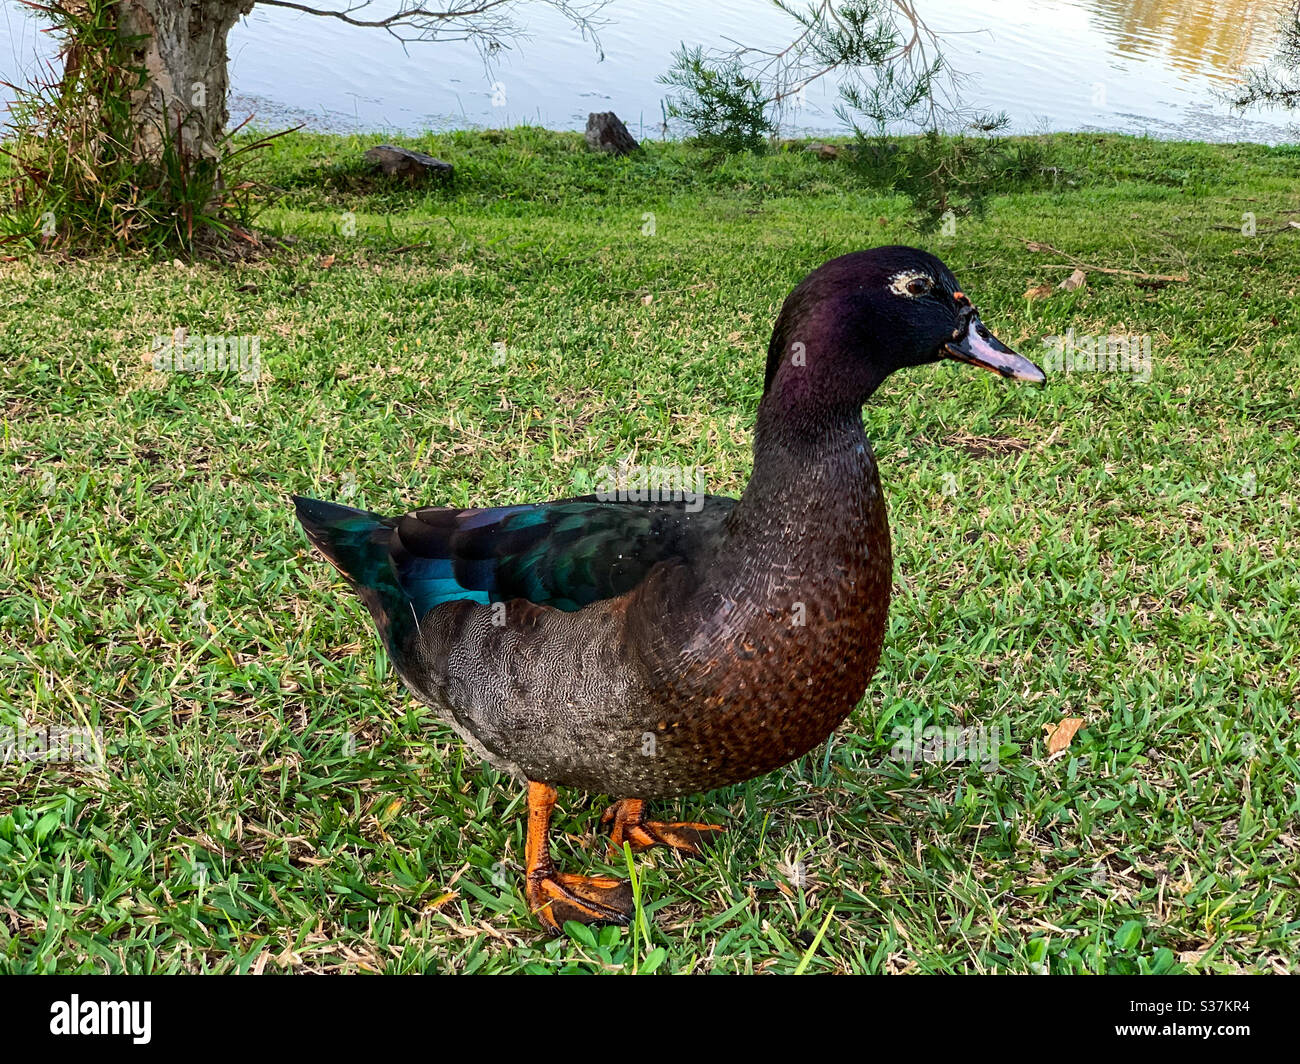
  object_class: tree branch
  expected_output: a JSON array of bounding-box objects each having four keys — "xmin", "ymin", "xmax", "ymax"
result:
[
  {"xmin": 709, "ymin": 1, "xmax": 970, "ymax": 133},
  {"xmin": 255, "ymin": 0, "xmax": 609, "ymax": 54}
]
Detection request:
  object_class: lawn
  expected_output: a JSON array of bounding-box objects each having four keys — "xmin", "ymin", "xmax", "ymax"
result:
[{"xmin": 0, "ymin": 129, "xmax": 1297, "ymax": 973}]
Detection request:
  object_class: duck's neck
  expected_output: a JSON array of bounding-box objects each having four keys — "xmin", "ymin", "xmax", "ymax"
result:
[
  {"xmin": 692, "ymin": 390, "xmax": 889, "ymax": 648},
  {"xmin": 727, "ymin": 390, "xmax": 880, "ymax": 543},
  {"xmin": 732, "ymin": 290, "xmax": 894, "ymax": 547},
  {"xmin": 753, "ymin": 388, "xmax": 869, "ymax": 463}
]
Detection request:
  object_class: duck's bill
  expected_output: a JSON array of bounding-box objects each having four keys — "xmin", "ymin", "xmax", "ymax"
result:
[{"xmin": 943, "ymin": 314, "xmax": 1046, "ymax": 383}]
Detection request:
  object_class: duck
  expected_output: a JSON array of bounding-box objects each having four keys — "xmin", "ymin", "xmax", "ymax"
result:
[{"xmin": 293, "ymin": 246, "xmax": 1045, "ymax": 931}]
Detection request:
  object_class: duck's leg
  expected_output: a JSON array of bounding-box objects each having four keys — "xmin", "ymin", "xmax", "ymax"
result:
[
  {"xmin": 524, "ymin": 781, "xmax": 633, "ymax": 931},
  {"xmin": 601, "ymin": 798, "xmax": 726, "ymax": 858}
]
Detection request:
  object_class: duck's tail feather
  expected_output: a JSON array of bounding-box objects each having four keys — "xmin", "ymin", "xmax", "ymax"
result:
[{"xmin": 292, "ymin": 495, "xmax": 415, "ymax": 649}]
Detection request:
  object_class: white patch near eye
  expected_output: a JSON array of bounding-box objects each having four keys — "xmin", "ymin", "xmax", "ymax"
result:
[{"xmin": 888, "ymin": 269, "xmax": 933, "ymax": 297}]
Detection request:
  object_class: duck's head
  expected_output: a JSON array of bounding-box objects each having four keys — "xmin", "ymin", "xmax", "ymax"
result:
[{"xmin": 763, "ymin": 246, "xmax": 1045, "ymax": 415}]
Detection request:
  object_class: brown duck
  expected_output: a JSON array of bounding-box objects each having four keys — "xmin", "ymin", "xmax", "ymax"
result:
[{"xmin": 294, "ymin": 246, "xmax": 1046, "ymax": 930}]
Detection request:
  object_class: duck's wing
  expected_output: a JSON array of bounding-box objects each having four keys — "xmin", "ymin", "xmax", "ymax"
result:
[
  {"xmin": 293, "ymin": 494, "xmax": 735, "ymax": 646},
  {"xmin": 391, "ymin": 495, "xmax": 735, "ymax": 613}
]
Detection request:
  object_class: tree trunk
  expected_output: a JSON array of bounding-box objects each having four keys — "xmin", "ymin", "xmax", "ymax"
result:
[{"xmin": 117, "ymin": 0, "xmax": 254, "ymax": 165}]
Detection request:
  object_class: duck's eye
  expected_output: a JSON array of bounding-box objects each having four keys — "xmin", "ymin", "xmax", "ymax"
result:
[{"xmin": 889, "ymin": 271, "xmax": 935, "ymax": 298}]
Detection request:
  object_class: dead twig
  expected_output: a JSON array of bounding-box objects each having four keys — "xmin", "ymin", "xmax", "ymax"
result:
[
  {"xmin": 1210, "ymin": 221, "xmax": 1300, "ymax": 235},
  {"xmin": 378, "ymin": 242, "xmax": 435, "ymax": 255},
  {"xmin": 1022, "ymin": 240, "xmax": 1189, "ymax": 282}
]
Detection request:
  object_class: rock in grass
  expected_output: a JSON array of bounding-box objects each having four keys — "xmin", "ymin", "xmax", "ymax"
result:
[
  {"xmin": 804, "ymin": 142, "xmax": 844, "ymax": 160},
  {"xmin": 585, "ymin": 112, "xmax": 639, "ymax": 155},
  {"xmin": 363, "ymin": 145, "xmax": 453, "ymax": 183}
]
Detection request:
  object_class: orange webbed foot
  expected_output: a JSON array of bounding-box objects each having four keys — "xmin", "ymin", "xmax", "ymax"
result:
[
  {"xmin": 601, "ymin": 798, "xmax": 726, "ymax": 858},
  {"xmin": 524, "ymin": 780, "xmax": 634, "ymax": 933},
  {"xmin": 526, "ymin": 870, "xmax": 633, "ymax": 931}
]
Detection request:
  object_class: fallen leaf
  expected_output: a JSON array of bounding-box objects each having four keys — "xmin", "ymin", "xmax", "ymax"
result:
[
  {"xmin": 1044, "ymin": 717, "xmax": 1086, "ymax": 757},
  {"xmin": 642, "ymin": 292, "xmax": 654, "ymax": 305},
  {"xmin": 1024, "ymin": 283, "xmax": 1055, "ymax": 301},
  {"xmin": 318, "ymin": 254, "xmax": 336, "ymax": 269},
  {"xmin": 423, "ymin": 892, "xmax": 459, "ymax": 913},
  {"xmin": 1058, "ymin": 268, "xmax": 1087, "ymax": 291}
]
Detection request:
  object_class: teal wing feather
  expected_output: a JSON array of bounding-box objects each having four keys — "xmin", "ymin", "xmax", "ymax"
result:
[
  {"xmin": 392, "ymin": 495, "xmax": 734, "ymax": 613},
  {"xmin": 293, "ymin": 494, "xmax": 734, "ymax": 648}
]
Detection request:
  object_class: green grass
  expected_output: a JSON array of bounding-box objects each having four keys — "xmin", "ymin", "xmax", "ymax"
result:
[{"xmin": 1, "ymin": 128, "xmax": 1297, "ymax": 973}]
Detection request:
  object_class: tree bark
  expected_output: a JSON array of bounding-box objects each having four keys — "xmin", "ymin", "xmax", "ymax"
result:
[{"xmin": 117, "ymin": 0, "xmax": 255, "ymax": 165}]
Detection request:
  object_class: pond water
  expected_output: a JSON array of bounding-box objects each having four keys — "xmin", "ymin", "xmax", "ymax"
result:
[{"xmin": 1, "ymin": 0, "xmax": 1295, "ymax": 142}]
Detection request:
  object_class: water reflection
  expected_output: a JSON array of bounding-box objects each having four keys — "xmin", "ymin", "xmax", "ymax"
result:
[{"xmin": 1087, "ymin": 0, "xmax": 1290, "ymax": 81}]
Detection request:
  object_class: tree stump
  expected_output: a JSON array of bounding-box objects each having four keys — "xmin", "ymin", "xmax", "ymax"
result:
[
  {"xmin": 363, "ymin": 145, "xmax": 453, "ymax": 183},
  {"xmin": 585, "ymin": 112, "xmax": 639, "ymax": 156}
]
